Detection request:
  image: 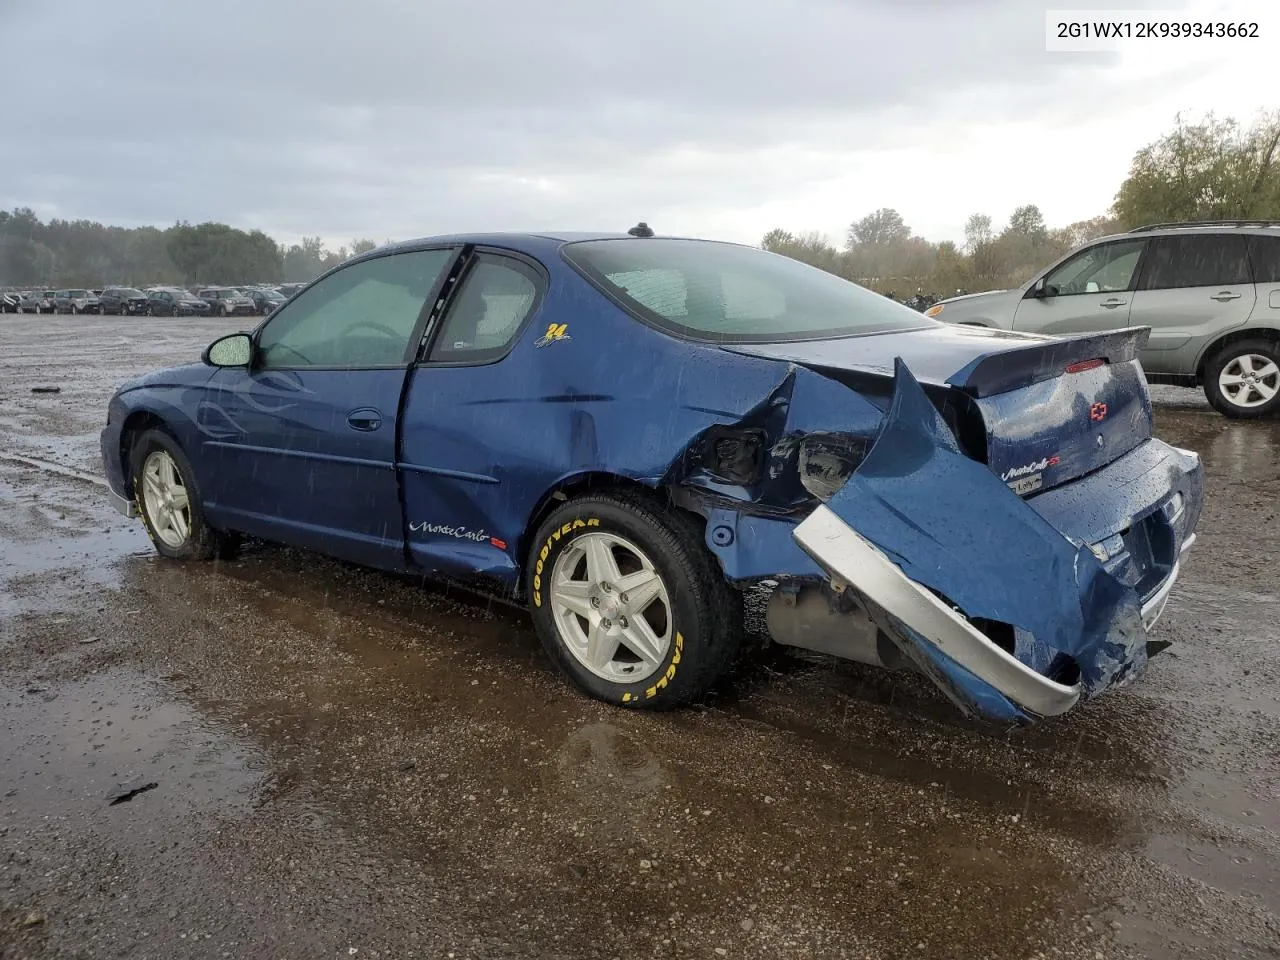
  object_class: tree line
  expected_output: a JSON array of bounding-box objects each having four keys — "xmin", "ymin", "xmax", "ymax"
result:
[
  {"xmin": 2, "ymin": 111, "xmax": 1277, "ymax": 292},
  {"xmin": 0, "ymin": 214, "xmax": 386, "ymax": 288},
  {"xmin": 763, "ymin": 111, "xmax": 1280, "ymax": 295}
]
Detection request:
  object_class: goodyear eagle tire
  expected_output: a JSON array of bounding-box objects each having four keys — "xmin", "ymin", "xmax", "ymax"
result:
[
  {"xmin": 527, "ymin": 493, "xmax": 741, "ymax": 710},
  {"xmin": 130, "ymin": 428, "xmax": 239, "ymax": 561}
]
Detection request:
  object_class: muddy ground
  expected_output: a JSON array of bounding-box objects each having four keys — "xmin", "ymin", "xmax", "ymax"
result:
[{"xmin": 0, "ymin": 315, "xmax": 1276, "ymax": 960}]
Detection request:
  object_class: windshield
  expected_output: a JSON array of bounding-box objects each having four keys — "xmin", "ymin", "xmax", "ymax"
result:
[{"xmin": 562, "ymin": 238, "xmax": 935, "ymax": 343}]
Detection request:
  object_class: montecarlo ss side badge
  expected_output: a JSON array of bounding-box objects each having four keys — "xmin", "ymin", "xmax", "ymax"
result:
[
  {"xmin": 535, "ymin": 322, "xmax": 571, "ymax": 348},
  {"xmin": 1001, "ymin": 455, "xmax": 1061, "ymax": 495}
]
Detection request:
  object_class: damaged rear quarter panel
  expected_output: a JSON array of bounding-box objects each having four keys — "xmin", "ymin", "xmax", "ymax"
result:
[
  {"xmin": 394, "ymin": 261, "xmax": 886, "ymax": 588},
  {"xmin": 806, "ymin": 359, "xmax": 1148, "ymax": 715}
]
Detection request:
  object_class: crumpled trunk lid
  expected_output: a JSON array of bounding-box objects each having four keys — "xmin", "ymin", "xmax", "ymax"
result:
[
  {"xmin": 962, "ymin": 351, "xmax": 1152, "ymax": 496},
  {"xmin": 728, "ymin": 325, "xmax": 1153, "ymax": 496}
]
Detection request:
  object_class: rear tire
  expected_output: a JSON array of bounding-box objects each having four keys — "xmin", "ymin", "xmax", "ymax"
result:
[
  {"xmin": 1203, "ymin": 339, "xmax": 1280, "ymax": 419},
  {"xmin": 130, "ymin": 428, "xmax": 239, "ymax": 561},
  {"xmin": 527, "ymin": 493, "xmax": 741, "ymax": 710}
]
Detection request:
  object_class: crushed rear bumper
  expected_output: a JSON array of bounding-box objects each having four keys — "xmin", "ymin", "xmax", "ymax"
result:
[{"xmin": 793, "ymin": 506, "xmax": 1197, "ymax": 720}]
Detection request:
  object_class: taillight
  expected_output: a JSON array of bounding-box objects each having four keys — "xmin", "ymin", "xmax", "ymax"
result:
[{"xmin": 1065, "ymin": 358, "xmax": 1106, "ymax": 374}]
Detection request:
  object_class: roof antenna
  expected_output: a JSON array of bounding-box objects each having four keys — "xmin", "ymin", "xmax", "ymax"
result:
[{"xmin": 627, "ymin": 222, "xmax": 654, "ymax": 238}]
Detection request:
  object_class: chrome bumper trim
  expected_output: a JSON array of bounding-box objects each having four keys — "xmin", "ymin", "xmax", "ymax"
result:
[{"xmin": 793, "ymin": 505, "xmax": 1082, "ymax": 718}]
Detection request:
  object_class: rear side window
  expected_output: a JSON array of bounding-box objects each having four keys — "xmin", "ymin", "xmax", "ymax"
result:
[
  {"xmin": 1141, "ymin": 234, "xmax": 1251, "ymax": 289},
  {"xmin": 564, "ymin": 238, "xmax": 929, "ymax": 342},
  {"xmin": 428, "ymin": 254, "xmax": 541, "ymax": 364},
  {"xmin": 1248, "ymin": 235, "xmax": 1280, "ymax": 283}
]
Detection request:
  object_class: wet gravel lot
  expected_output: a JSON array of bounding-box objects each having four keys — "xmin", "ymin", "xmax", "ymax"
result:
[{"xmin": 1, "ymin": 315, "xmax": 1277, "ymax": 960}]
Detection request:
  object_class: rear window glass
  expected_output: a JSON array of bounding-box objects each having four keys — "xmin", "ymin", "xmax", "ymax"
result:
[
  {"xmin": 562, "ymin": 238, "xmax": 932, "ymax": 343},
  {"xmin": 1141, "ymin": 234, "xmax": 1251, "ymax": 289},
  {"xmin": 1248, "ymin": 235, "xmax": 1280, "ymax": 284}
]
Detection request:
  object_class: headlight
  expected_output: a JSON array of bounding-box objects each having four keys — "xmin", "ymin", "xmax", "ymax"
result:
[
  {"xmin": 798, "ymin": 435, "xmax": 867, "ymax": 502},
  {"xmin": 924, "ymin": 304, "xmax": 944, "ymax": 318}
]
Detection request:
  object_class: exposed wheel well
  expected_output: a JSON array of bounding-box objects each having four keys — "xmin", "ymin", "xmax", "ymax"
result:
[
  {"xmin": 515, "ymin": 473, "xmax": 699, "ymax": 598},
  {"xmin": 1196, "ymin": 328, "xmax": 1280, "ymax": 380},
  {"xmin": 118, "ymin": 411, "xmax": 169, "ymax": 487}
]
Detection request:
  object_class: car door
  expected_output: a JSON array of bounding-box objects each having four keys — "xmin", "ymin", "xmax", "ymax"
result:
[
  {"xmin": 397, "ymin": 248, "xmax": 547, "ymax": 582},
  {"xmin": 196, "ymin": 246, "xmax": 458, "ymax": 570},
  {"xmin": 1011, "ymin": 237, "xmax": 1147, "ymax": 336},
  {"xmin": 1127, "ymin": 232, "xmax": 1256, "ymax": 375}
]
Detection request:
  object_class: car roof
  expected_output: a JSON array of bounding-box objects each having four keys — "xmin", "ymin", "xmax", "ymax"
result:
[
  {"xmin": 364, "ymin": 231, "xmax": 740, "ymax": 263},
  {"xmin": 1105, "ymin": 220, "xmax": 1280, "ymax": 241}
]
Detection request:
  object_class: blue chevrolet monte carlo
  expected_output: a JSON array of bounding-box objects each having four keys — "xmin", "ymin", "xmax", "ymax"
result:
[{"xmin": 100, "ymin": 228, "xmax": 1204, "ymax": 725}]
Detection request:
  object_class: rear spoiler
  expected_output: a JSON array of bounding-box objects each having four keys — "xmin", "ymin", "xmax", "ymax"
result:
[{"xmin": 946, "ymin": 327, "xmax": 1151, "ymax": 399}]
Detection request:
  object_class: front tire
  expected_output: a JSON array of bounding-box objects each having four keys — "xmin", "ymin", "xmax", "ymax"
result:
[
  {"xmin": 1203, "ymin": 339, "xmax": 1280, "ymax": 419},
  {"xmin": 527, "ymin": 493, "xmax": 741, "ymax": 710},
  {"xmin": 130, "ymin": 428, "xmax": 238, "ymax": 561}
]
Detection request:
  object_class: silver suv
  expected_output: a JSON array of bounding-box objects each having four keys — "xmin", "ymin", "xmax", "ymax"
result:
[{"xmin": 925, "ymin": 221, "xmax": 1280, "ymax": 418}]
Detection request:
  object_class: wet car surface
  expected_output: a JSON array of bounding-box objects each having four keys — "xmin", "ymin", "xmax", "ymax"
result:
[{"xmin": 1, "ymin": 315, "xmax": 1278, "ymax": 959}]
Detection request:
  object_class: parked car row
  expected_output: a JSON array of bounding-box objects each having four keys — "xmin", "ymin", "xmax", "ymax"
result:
[{"xmin": 1, "ymin": 282, "xmax": 299, "ymax": 317}]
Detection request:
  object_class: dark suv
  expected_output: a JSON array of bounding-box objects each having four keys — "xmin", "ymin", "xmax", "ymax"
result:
[
  {"xmin": 196, "ymin": 287, "xmax": 257, "ymax": 316},
  {"xmin": 99, "ymin": 286, "xmax": 150, "ymax": 316},
  {"xmin": 246, "ymin": 287, "xmax": 287, "ymax": 315},
  {"xmin": 146, "ymin": 288, "xmax": 212, "ymax": 317}
]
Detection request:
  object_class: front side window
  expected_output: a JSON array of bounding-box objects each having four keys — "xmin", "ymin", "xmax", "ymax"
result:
[
  {"xmin": 429, "ymin": 254, "xmax": 540, "ymax": 363},
  {"xmin": 1042, "ymin": 239, "xmax": 1147, "ymax": 296},
  {"xmin": 1140, "ymin": 234, "xmax": 1251, "ymax": 289},
  {"xmin": 257, "ymin": 248, "xmax": 453, "ymax": 368},
  {"xmin": 563, "ymin": 238, "xmax": 931, "ymax": 342}
]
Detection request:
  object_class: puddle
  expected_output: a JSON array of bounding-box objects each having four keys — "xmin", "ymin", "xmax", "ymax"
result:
[{"xmin": 1, "ymin": 668, "xmax": 265, "ymax": 832}]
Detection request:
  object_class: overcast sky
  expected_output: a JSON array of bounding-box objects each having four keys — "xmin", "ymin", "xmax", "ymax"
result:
[{"xmin": 2, "ymin": 0, "xmax": 1276, "ymax": 248}]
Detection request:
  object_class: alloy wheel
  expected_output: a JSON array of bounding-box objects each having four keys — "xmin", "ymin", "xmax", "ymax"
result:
[
  {"xmin": 548, "ymin": 532, "xmax": 673, "ymax": 684},
  {"xmin": 1219, "ymin": 353, "xmax": 1280, "ymax": 409},
  {"xmin": 140, "ymin": 449, "xmax": 193, "ymax": 549}
]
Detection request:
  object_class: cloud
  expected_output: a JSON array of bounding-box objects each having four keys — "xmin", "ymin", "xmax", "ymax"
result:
[{"xmin": 0, "ymin": 0, "xmax": 1271, "ymax": 246}]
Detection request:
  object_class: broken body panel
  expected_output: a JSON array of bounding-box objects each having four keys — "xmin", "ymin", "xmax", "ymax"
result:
[{"xmin": 690, "ymin": 338, "xmax": 1201, "ymax": 724}]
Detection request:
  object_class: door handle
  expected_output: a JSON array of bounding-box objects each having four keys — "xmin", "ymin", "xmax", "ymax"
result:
[
  {"xmin": 1100, "ymin": 298, "xmax": 1128, "ymax": 309},
  {"xmin": 1210, "ymin": 291, "xmax": 1242, "ymax": 301},
  {"xmin": 346, "ymin": 408, "xmax": 382, "ymax": 431}
]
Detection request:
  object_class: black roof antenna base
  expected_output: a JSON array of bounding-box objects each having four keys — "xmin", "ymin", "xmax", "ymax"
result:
[{"xmin": 627, "ymin": 222, "xmax": 655, "ymax": 238}]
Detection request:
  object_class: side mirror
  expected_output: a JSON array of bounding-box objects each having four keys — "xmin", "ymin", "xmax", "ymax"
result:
[
  {"xmin": 1028, "ymin": 277, "xmax": 1057, "ymax": 299},
  {"xmin": 203, "ymin": 332, "xmax": 253, "ymax": 367}
]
